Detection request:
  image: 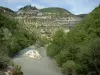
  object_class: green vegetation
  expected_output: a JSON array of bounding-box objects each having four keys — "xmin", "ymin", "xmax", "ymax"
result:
[
  {"xmin": 47, "ymin": 6, "xmax": 100, "ymax": 75},
  {"xmin": 0, "ymin": 6, "xmax": 16, "ymax": 17},
  {"xmin": 40, "ymin": 7, "xmax": 74, "ymax": 18},
  {"xmin": 77, "ymin": 14, "xmax": 87, "ymax": 18},
  {"xmin": 38, "ymin": 36, "xmax": 49, "ymax": 47},
  {"xmin": 0, "ymin": 13, "xmax": 37, "ymax": 57},
  {"xmin": 19, "ymin": 5, "xmax": 38, "ymax": 11},
  {"xmin": 1, "ymin": 4, "xmax": 100, "ymax": 75},
  {"xmin": 0, "ymin": 11, "xmax": 37, "ymax": 74},
  {"xmin": 0, "ymin": 6, "xmax": 15, "ymax": 13},
  {"xmin": 40, "ymin": 7, "xmax": 71, "ymax": 14}
]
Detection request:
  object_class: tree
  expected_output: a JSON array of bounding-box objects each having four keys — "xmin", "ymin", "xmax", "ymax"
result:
[
  {"xmin": 47, "ymin": 29, "xmax": 65, "ymax": 57},
  {"xmin": 61, "ymin": 60, "xmax": 76, "ymax": 75},
  {"xmin": 88, "ymin": 39, "xmax": 100, "ymax": 74}
]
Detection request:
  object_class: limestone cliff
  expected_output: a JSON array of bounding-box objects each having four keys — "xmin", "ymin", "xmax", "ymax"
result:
[{"xmin": 15, "ymin": 5, "xmax": 82, "ymax": 38}]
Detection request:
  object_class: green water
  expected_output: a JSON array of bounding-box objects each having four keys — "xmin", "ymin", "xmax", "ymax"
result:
[{"xmin": 13, "ymin": 46, "xmax": 63, "ymax": 75}]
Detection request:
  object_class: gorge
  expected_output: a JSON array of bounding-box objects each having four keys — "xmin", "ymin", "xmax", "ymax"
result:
[
  {"xmin": 1, "ymin": 4, "xmax": 100, "ymax": 75},
  {"xmin": 15, "ymin": 5, "xmax": 82, "ymax": 38}
]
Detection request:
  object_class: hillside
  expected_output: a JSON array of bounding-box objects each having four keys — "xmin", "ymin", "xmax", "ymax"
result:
[
  {"xmin": 40, "ymin": 7, "xmax": 74, "ymax": 16},
  {"xmin": 47, "ymin": 6, "xmax": 100, "ymax": 75},
  {"xmin": 0, "ymin": 11, "xmax": 37, "ymax": 74},
  {"xmin": 40, "ymin": 7, "xmax": 74, "ymax": 15},
  {"xmin": 0, "ymin": 6, "xmax": 16, "ymax": 17},
  {"xmin": 19, "ymin": 5, "xmax": 38, "ymax": 11},
  {"xmin": 0, "ymin": 6, "xmax": 14, "ymax": 13},
  {"xmin": 17, "ymin": 6, "xmax": 74, "ymax": 16},
  {"xmin": 77, "ymin": 14, "xmax": 87, "ymax": 18}
]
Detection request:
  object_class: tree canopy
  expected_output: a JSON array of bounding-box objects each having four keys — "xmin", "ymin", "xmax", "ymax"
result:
[{"xmin": 47, "ymin": 6, "xmax": 100, "ymax": 75}]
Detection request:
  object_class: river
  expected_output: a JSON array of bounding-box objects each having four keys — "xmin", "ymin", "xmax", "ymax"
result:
[{"xmin": 13, "ymin": 45, "xmax": 63, "ymax": 75}]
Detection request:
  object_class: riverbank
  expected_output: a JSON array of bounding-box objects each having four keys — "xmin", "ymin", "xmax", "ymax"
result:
[{"xmin": 13, "ymin": 45, "xmax": 63, "ymax": 75}]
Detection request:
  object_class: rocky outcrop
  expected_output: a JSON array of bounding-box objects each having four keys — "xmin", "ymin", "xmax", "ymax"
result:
[{"xmin": 24, "ymin": 50, "xmax": 41, "ymax": 59}]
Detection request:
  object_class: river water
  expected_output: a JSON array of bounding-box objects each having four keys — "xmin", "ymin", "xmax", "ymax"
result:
[{"xmin": 13, "ymin": 45, "xmax": 63, "ymax": 75}]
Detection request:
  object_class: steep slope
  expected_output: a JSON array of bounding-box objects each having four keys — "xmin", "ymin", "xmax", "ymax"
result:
[
  {"xmin": 0, "ymin": 10, "xmax": 37, "ymax": 74},
  {"xmin": 40, "ymin": 7, "xmax": 71, "ymax": 13},
  {"xmin": 77, "ymin": 14, "xmax": 87, "ymax": 18},
  {"xmin": 0, "ymin": 6, "xmax": 16, "ymax": 17},
  {"xmin": 47, "ymin": 5, "xmax": 100, "ymax": 75},
  {"xmin": 40, "ymin": 7, "xmax": 74, "ymax": 17},
  {"xmin": 0, "ymin": 12, "xmax": 37, "ymax": 56},
  {"xmin": 19, "ymin": 5, "xmax": 38, "ymax": 11},
  {"xmin": 0, "ymin": 12, "xmax": 23, "ymax": 74}
]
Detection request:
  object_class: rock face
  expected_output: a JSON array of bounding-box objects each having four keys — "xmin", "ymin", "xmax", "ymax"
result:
[
  {"xmin": 4, "ymin": 66, "xmax": 15, "ymax": 75},
  {"xmin": 24, "ymin": 50, "xmax": 41, "ymax": 59},
  {"xmin": 15, "ymin": 5, "xmax": 82, "ymax": 38}
]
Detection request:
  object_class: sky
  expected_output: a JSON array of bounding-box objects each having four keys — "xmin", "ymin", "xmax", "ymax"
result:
[{"xmin": 0, "ymin": 0, "xmax": 100, "ymax": 15}]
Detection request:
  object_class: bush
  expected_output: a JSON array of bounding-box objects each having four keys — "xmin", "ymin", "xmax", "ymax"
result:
[
  {"xmin": 46, "ymin": 5, "xmax": 100, "ymax": 75},
  {"xmin": 61, "ymin": 60, "xmax": 76, "ymax": 74},
  {"xmin": 0, "ymin": 55, "xmax": 10, "ymax": 69}
]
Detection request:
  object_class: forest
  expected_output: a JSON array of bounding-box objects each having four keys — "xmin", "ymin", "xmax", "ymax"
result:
[
  {"xmin": 0, "ymin": 4, "xmax": 100, "ymax": 75},
  {"xmin": 0, "ymin": 12, "xmax": 37, "ymax": 74},
  {"xmin": 47, "ymin": 6, "xmax": 100, "ymax": 75}
]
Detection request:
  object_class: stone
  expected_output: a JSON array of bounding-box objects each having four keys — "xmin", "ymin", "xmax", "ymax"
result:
[{"xmin": 24, "ymin": 50, "xmax": 41, "ymax": 59}]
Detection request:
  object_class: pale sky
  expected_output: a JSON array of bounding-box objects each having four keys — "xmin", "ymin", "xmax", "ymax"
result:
[{"xmin": 0, "ymin": 0, "xmax": 100, "ymax": 15}]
